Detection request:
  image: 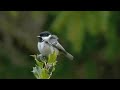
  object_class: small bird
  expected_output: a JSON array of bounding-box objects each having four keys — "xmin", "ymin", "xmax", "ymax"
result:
[{"xmin": 37, "ymin": 31, "xmax": 74, "ymax": 60}]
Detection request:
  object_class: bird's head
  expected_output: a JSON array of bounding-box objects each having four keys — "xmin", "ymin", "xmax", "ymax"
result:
[{"xmin": 37, "ymin": 31, "xmax": 52, "ymax": 42}]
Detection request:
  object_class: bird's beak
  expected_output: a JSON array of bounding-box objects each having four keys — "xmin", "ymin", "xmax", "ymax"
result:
[{"xmin": 37, "ymin": 36, "xmax": 40, "ymax": 38}]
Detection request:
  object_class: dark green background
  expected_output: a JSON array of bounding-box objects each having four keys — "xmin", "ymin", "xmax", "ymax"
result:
[{"xmin": 0, "ymin": 11, "xmax": 120, "ymax": 79}]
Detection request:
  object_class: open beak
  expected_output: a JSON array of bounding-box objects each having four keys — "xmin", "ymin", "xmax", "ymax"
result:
[{"xmin": 37, "ymin": 36, "xmax": 40, "ymax": 38}]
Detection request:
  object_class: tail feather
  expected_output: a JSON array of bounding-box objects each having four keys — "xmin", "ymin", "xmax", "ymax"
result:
[{"xmin": 65, "ymin": 52, "xmax": 74, "ymax": 60}]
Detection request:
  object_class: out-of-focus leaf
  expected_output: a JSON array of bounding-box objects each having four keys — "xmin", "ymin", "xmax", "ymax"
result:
[
  {"xmin": 67, "ymin": 13, "xmax": 85, "ymax": 53},
  {"xmin": 50, "ymin": 11, "xmax": 73, "ymax": 33},
  {"xmin": 9, "ymin": 11, "xmax": 18, "ymax": 17},
  {"xmin": 84, "ymin": 60, "xmax": 97, "ymax": 79},
  {"xmin": 31, "ymin": 11, "xmax": 45, "ymax": 19}
]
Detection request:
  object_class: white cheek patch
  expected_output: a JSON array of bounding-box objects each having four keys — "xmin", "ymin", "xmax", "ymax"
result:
[{"xmin": 42, "ymin": 35, "xmax": 51, "ymax": 41}]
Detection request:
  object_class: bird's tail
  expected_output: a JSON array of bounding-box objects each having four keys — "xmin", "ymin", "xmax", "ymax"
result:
[{"xmin": 65, "ymin": 52, "xmax": 74, "ymax": 60}]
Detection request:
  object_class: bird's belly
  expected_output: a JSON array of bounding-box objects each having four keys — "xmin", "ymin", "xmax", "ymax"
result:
[{"xmin": 38, "ymin": 42, "xmax": 56, "ymax": 56}]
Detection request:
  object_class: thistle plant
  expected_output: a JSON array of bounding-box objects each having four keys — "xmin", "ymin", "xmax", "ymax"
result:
[{"xmin": 30, "ymin": 51, "xmax": 57, "ymax": 79}]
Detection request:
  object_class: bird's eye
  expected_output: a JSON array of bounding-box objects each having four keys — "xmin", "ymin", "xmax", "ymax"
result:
[{"xmin": 46, "ymin": 34, "xmax": 49, "ymax": 36}]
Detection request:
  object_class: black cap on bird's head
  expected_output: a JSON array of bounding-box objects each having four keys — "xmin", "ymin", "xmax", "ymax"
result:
[
  {"xmin": 37, "ymin": 31, "xmax": 51, "ymax": 42},
  {"xmin": 37, "ymin": 31, "xmax": 51, "ymax": 38},
  {"xmin": 39, "ymin": 31, "xmax": 51, "ymax": 37}
]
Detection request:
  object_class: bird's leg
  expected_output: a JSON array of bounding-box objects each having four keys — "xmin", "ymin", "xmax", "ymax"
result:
[
  {"xmin": 37, "ymin": 54, "xmax": 52, "ymax": 69},
  {"xmin": 37, "ymin": 54, "xmax": 48, "ymax": 68}
]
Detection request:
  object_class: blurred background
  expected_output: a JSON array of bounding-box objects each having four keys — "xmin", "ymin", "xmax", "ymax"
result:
[{"xmin": 0, "ymin": 11, "xmax": 120, "ymax": 79}]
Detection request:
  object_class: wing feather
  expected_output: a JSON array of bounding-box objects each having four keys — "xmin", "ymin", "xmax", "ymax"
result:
[{"xmin": 48, "ymin": 35, "xmax": 67, "ymax": 54}]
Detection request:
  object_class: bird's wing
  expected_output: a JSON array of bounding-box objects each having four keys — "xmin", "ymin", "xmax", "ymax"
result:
[
  {"xmin": 50, "ymin": 35, "xmax": 59, "ymax": 40},
  {"xmin": 48, "ymin": 35, "xmax": 74, "ymax": 60},
  {"xmin": 48, "ymin": 36, "xmax": 67, "ymax": 54}
]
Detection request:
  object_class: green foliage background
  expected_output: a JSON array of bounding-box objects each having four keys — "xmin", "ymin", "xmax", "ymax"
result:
[{"xmin": 0, "ymin": 11, "xmax": 120, "ymax": 79}]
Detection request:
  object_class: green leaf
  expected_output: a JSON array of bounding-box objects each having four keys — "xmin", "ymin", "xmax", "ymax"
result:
[
  {"xmin": 35, "ymin": 60, "xmax": 44, "ymax": 68},
  {"xmin": 52, "ymin": 67, "xmax": 55, "ymax": 72},
  {"xmin": 48, "ymin": 51, "xmax": 57, "ymax": 64},
  {"xmin": 53, "ymin": 61, "xmax": 57, "ymax": 66},
  {"xmin": 30, "ymin": 55, "xmax": 44, "ymax": 68},
  {"xmin": 30, "ymin": 55, "xmax": 37, "ymax": 61},
  {"xmin": 31, "ymin": 52, "xmax": 58, "ymax": 79},
  {"xmin": 40, "ymin": 68, "xmax": 50, "ymax": 79},
  {"xmin": 32, "ymin": 67, "xmax": 41, "ymax": 79}
]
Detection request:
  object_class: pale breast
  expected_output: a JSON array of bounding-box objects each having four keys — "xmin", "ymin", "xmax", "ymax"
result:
[{"xmin": 38, "ymin": 42, "xmax": 53, "ymax": 56}]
